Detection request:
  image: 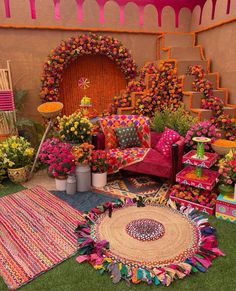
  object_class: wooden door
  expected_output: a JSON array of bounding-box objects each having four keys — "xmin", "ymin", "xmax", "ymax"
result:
[{"xmin": 59, "ymin": 55, "xmax": 127, "ymax": 115}]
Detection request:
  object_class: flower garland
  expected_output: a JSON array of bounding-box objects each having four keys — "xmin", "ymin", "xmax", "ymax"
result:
[
  {"xmin": 41, "ymin": 33, "xmax": 138, "ymax": 102},
  {"xmin": 187, "ymin": 65, "xmax": 236, "ymax": 140},
  {"xmin": 133, "ymin": 62, "xmax": 183, "ymax": 116},
  {"xmin": 75, "ymin": 198, "xmax": 224, "ymax": 287}
]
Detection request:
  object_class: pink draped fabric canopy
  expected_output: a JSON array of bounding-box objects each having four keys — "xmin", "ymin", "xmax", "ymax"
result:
[{"xmin": 3, "ymin": 0, "xmax": 232, "ymax": 27}]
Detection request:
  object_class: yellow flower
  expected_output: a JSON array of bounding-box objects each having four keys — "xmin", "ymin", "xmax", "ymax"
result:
[
  {"xmin": 61, "ymin": 134, "xmax": 65, "ymax": 139},
  {"xmin": 11, "ymin": 142, "xmax": 18, "ymax": 149},
  {"xmin": 74, "ymin": 131, "xmax": 78, "ymax": 135},
  {"xmin": 70, "ymin": 127, "xmax": 75, "ymax": 132},
  {"xmin": 24, "ymin": 148, "xmax": 34, "ymax": 156}
]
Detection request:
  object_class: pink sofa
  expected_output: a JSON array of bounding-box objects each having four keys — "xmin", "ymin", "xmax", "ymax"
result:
[{"xmin": 92, "ymin": 131, "xmax": 185, "ymax": 183}]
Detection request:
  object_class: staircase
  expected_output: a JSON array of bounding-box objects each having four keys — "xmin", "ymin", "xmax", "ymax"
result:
[{"xmin": 118, "ymin": 32, "xmax": 236, "ymax": 121}]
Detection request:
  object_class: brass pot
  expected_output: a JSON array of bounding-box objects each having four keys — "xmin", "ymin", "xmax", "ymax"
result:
[{"xmin": 7, "ymin": 166, "xmax": 29, "ymax": 183}]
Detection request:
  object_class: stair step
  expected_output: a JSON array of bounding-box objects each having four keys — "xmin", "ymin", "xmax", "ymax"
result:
[
  {"xmin": 183, "ymin": 90, "xmax": 226, "ymax": 110},
  {"xmin": 223, "ymin": 106, "xmax": 236, "ymax": 117},
  {"xmin": 182, "ymin": 73, "xmax": 218, "ymax": 91},
  {"xmin": 176, "ymin": 60, "xmax": 209, "ymax": 75},
  {"xmin": 169, "ymin": 47, "xmax": 202, "ymax": 61},
  {"xmin": 190, "ymin": 109, "xmax": 213, "ymax": 121},
  {"xmin": 162, "ymin": 33, "xmax": 194, "ymax": 48}
]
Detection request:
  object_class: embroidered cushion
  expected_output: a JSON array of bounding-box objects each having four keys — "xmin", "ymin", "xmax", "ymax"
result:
[
  {"xmin": 114, "ymin": 125, "xmax": 141, "ymax": 150},
  {"xmin": 155, "ymin": 127, "xmax": 180, "ymax": 157}
]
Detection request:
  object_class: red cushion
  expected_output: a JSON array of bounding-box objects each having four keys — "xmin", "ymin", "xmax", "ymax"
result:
[{"xmin": 155, "ymin": 128, "xmax": 180, "ymax": 157}]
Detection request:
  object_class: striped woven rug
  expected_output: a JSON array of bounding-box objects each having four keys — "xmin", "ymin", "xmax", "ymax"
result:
[{"xmin": 0, "ymin": 186, "xmax": 83, "ymax": 290}]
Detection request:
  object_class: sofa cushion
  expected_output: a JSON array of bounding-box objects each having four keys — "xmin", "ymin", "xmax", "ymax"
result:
[
  {"xmin": 114, "ymin": 125, "xmax": 141, "ymax": 150},
  {"xmin": 155, "ymin": 128, "xmax": 180, "ymax": 157},
  {"xmin": 124, "ymin": 149, "xmax": 172, "ymax": 178}
]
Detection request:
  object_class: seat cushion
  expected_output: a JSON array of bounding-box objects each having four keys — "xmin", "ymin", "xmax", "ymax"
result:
[
  {"xmin": 123, "ymin": 149, "xmax": 172, "ymax": 178},
  {"xmin": 155, "ymin": 128, "xmax": 180, "ymax": 157},
  {"xmin": 114, "ymin": 125, "xmax": 141, "ymax": 150},
  {"xmin": 103, "ymin": 127, "xmax": 118, "ymax": 149}
]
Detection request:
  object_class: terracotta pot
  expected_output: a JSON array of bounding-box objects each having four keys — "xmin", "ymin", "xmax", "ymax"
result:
[
  {"xmin": 8, "ymin": 166, "xmax": 29, "ymax": 183},
  {"xmin": 92, "ymin": 172, "xmax": 107, "ymax": 188},
  {"xmin": 55, "ymin": 176, "xmax": 67, "ymax": 191}
]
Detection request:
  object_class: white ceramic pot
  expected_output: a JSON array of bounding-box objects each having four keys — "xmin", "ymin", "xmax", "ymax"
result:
[
  {"xmin": 76, "ymin": 165, "xmax": 91, "ymax": 192},
  {"xmin": 55, "ymin": 177, "xmax": 67, "ymax": 191},
  {"xmin": 92, "ymin": 172, "xmax": 107, "ymax": 188}
]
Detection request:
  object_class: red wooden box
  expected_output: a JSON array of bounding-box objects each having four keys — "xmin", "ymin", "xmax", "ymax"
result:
[
  {"xmin": 176, "ymin": 166, "xmax": 219, "ymax": 191},
  {"xmin": 182, "ymin": 150, "xmax": 218, "ymax": 169},
  {"xmin": 170, "ymin": 194, "xmax": 215, "ymax": 215}
]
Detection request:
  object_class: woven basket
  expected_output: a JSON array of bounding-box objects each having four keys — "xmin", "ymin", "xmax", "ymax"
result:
[{"xmin": 37, "ymin": 102, "xmax": 63, "ymax": 119}]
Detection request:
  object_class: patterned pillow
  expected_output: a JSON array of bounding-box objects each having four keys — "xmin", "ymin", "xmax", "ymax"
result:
[
  {"xmin": 155, "ymin": 127, "xmax": 180, "ymax": 157},
  {"xmin": 103, "ymin": 127, "xmax": 119, "ymax": 149},
  {"xmin": 114, "ymin": 125, "xmax": 141, "ymax": 150}
]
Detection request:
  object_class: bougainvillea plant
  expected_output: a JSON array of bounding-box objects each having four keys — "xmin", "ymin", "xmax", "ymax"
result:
[
  {"xmin": 39, "ymin": 139, "xmax": 75, "ymax": 177},
  {"xmin": 41, "ymin": 33, "xmax": 138, "ymax": 102},
  {"xmin": 185, "ymin": 120, "xmax": 221, "ymax": 151}
]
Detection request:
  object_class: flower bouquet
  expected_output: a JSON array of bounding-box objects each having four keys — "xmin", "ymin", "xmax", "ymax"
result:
[
  {"xmin": 57, "ymin": 112, "xmax": 93, "ymax": 144},
  {"xmin": 91, "ymin": 150, "xmax": 109, "ymax": 188},
  {"xmin": 71, "ymin": 143, "xmax": 94, "ymax": 166},
  {"xmin": 218, "ymin": 151, "xmax": 236, "ymax": 195},
  {"xmin": 185, "ymin": 121, "xmax": 221, "ymax": 151},
  {"xmin": 0, "ymin": 136, "xmax": 35, "ymax": 183}
]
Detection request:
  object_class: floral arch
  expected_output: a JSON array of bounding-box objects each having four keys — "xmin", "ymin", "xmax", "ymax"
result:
[{"xmin": 40, "ymin": 33, "xmax": 138, "ymax": 102}]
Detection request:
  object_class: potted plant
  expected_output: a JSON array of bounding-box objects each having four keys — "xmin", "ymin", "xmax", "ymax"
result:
[
  {"xmin": 57, "ymin": 112, "xmax": 93, "ymax": 144},
  {"xmin": 91, "ymin": 150, "xmax": 109, "ymax": 188},
  {"xmin": 0, "ymin": 136, "xmax": 35, "ymax": 183},
  {"xmin": 39, "ymin": 139, "xmax": 75, "ymax": 190},
  {"xmin": 71, "ymin": 143, "xmax": 94, "ymax": 192},
  {"xmin": 218, "ymin": 150, "xmax": 236, "ymax": 196}
]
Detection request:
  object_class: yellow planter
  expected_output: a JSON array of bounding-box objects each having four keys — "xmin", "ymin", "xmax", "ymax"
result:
[{"xmin": 8, "ymin": 166, "xmax": 30, "ymax": 183}]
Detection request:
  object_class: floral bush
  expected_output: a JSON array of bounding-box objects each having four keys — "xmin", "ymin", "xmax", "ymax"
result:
[
  {"xmin": 57, "ymin": 112, "xmax": 93, "ymax": 144},
  {"xmin": 71, "ymin": 143, "xmax": 94, "ymax": 166},
  {"xmin": 91, "ymin": 150, "xmax": 109, "ymax": 173},
  {"xmin": 40, "ymin": 33, "xmax": 138, "ymax": 102},
  {"xmin": 38, "ymin": 138, "xmax": 62, "ymax": 165},
  {"xmin": 0, "ymin": 136, "xmax": 35, "ymax": 169},
  {"xmin": 185, "ymin": 121, "xmax": 221, "ymax": 151},
  {"xmin": 218, "ymin": 150, "xmax": 236, "ymax": 185},
  {"xmin": 39, "ymin": 139, "xmax": 75, "ymax": 177},
  {"xmin": 212, "ymin": 114, "xmax": 236, "ymax": 141}
]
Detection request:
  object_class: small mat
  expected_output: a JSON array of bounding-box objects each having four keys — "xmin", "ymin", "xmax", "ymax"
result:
[
  {"xmin": 95, "ymin": 174, "xmax": 169, "ymax": 198},
  {"xmin": 0, "ymin": 186, "xmax": 83, "ymax": 290}
]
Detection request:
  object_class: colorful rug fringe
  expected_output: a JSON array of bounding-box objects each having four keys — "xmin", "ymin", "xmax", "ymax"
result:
[
  {"xmin": 0, "ymin": 186, "xmax": 83, "ymax": 290},
  {"xmin": 75, "ymin": 198, "xmax": 225, "ymax": 287}
]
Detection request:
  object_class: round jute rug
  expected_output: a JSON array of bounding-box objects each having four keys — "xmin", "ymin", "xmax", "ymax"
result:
[
  {"xmin": 75, "ymin": 199, "xmax": 224, "ymax": 286},
  {"xmin": 93, "ymin": 205, "xmax": 199, "ymax": 268}
]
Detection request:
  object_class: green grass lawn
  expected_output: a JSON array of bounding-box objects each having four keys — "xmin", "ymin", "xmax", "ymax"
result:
[{"xmin": 0, "ymin": 180, "xmax": 236, "ymax": 291}]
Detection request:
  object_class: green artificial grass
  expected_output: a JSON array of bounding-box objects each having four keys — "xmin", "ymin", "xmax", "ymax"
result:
[{"xmin": 0, "ymin": 180, "xmax": 236, "ymax": 291}]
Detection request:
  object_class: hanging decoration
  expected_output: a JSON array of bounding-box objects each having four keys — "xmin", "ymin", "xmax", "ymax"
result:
[
  {"xmin": 78, "ymin": 77, "xmax": 90, "ymax": 90},
  {"xmin": 40, "ymin": 33, "xmax": 137, "ymax": 102},
  {"xmin": 3, "ymin": 0, "xmax": 232, "ymax": 27}
]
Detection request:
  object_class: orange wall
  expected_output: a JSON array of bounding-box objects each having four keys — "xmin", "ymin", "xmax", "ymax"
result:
[
  {"xmin": 195, "ymin": 21, "xmax": 236, "ymax": 105},
  {"xmin": 192, "ymin": 0, "xmax": 236, "ymax": 105}
]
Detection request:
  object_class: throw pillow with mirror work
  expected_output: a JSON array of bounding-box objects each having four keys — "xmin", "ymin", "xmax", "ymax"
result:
[{"xmin": 114, "ymin": 125, "xmax": 141, "ymax": 150}]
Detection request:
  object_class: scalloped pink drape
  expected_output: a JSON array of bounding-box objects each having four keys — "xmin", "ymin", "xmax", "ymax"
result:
[{"xmin": 3, "ymin": 0, "xmax": 232, "ymax": 27}]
